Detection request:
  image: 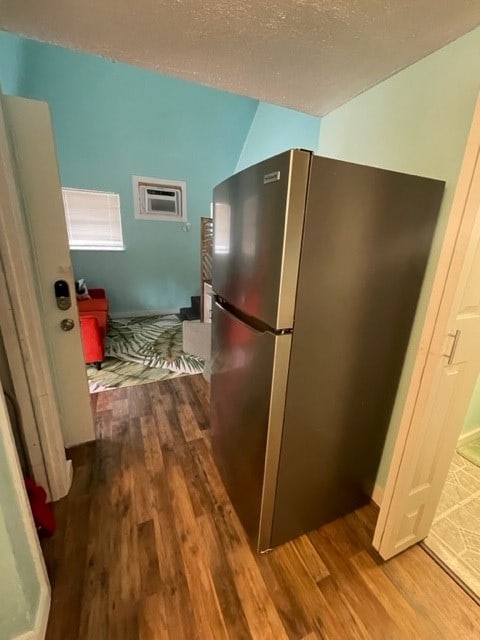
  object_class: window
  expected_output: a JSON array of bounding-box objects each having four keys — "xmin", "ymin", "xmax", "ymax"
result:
[{"xmin": 62, "ymin": 188, "xmax": 124, "ymax": 250}]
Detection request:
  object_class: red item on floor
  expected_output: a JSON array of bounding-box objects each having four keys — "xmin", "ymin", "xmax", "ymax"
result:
[
  {"xmin": 77, "ymin": 288, "xmax": 109, "ymax": 367},
  {"xmin": 25, "ymin": 477, "xmax": 56, "ymax": 537}
]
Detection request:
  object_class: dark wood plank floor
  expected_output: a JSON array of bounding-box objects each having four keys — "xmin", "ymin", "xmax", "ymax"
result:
[{"xmin": 42, "ymin": 375, "xmax": 480, "ymax": 639}]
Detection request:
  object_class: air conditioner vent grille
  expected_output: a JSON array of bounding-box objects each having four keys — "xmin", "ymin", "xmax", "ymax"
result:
[{"xmin": 133, "ymin": 175, "xmax": 187, "ymax": 222}]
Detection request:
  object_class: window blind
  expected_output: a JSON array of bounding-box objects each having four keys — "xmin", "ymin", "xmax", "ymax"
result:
[{"xmin": 62, "ymin": 188, "xmax": 124, "ymax": 250}]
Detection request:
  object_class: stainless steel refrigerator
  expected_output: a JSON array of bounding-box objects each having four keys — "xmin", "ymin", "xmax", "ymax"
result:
[{"xmin": 211, "ymin": 149, "xmax": 444, "ymax": 552}]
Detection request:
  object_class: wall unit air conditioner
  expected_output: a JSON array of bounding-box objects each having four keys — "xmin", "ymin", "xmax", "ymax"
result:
[{"xmin": 133, "ymin": 176, "xmax": 187, "ymax": 222}]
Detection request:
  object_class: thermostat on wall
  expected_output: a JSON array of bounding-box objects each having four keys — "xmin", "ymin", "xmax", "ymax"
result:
[{"xmin": 132, "ymin": 175, "xmax": 187, "ymax": 222}]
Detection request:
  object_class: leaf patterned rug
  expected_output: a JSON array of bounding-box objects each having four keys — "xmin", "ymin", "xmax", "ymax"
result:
[{"xmin": 87, "ymin": 314, "xmax": 204, "ymax": 393}]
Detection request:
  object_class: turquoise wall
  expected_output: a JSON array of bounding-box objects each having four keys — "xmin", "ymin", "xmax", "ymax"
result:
[
  {"xmin": 0, "ymin": 31, "xmax": 25, "ymax": 94},
  {"xmin": 318, "ymin": 26, "xmax": 480, "ymax": 487},
  {"xmin": 5, "ymin": 35, "xmax": 258, "ymax": 314},
  {"xmin": 236, "ymin": 102, "xmax": 320, "ymax": 172},
  {"xmin": 1, "ymin": 33, "xmax": 322, "ymax": 315},
  {"xmin": 0, "ymin": 32, "xmax": 320, "ymax": 314}
]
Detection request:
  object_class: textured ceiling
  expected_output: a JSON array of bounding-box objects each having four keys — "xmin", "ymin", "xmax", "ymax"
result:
[{"xmin": 1, "ymin": 1, "xmax": 480, "ymax": 115}]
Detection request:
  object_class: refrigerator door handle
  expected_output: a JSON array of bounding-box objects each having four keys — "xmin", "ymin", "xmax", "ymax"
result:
[{"xmin": 214, "ymin": 299, "xmax": 271, "ymax": 335}]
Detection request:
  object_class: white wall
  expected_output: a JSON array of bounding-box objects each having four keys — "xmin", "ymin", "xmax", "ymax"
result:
[
  {"xmin": 318, "ymin": 26, "xmax": 480, "ymax": 486},
  {"xmin": 0, "ymin": 509, "xmax": 31, "ymax": 638},
  {"xmin": 0, "ymin": 390, "xmax": 44, "ymax": 639}
]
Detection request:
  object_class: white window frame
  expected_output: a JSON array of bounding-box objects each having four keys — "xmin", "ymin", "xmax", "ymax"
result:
[{"xmin": 62, "ymin": 187, "xmax": 125, "ymax": 251}]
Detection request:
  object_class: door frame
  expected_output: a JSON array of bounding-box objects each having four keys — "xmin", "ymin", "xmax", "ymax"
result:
[
  {"xmin": 0, "ymin": 95, "xmax": 71, "ymax": 502},
  {"xmin": 0, "ymin": 257, "xmax": 49, "ymax": 491},
  {"xmin": 374, "ymin": 91, "xmax": 480, "ymax": 555}
]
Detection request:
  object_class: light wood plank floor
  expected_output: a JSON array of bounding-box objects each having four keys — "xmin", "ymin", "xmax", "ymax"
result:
[{"xmin": 42, "ymin": 376, "xmax": 480, "ymax": 639}]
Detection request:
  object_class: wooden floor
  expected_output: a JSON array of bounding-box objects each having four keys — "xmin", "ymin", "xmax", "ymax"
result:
[{"xmin": 43, "ymin": 375, "xmax": 480, "ymax": 639}]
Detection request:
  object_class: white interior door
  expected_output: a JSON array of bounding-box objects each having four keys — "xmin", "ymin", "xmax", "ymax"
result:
[
  {"xmin": 374, "ymin": 102, "xmax": 480, "ymax": 559},
  {"xmin": 2, "ymin": 95, "xmax": 94, "ymax": 448}
]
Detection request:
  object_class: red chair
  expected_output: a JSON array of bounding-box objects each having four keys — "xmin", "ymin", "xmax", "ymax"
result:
[{"xmin": 77, "ymin": 288, "xmax": 109, "ymax": 370}]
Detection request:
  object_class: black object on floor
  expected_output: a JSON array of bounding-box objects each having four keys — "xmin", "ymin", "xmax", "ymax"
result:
[{"xmin": 179, "ymin": 295, "xmax": 201, "ymax": 321}]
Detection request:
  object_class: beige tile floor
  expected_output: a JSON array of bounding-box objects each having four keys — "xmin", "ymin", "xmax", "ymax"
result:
[{"xmin": 425, "ymin": 452, "xmax": 480, "ymax": 596}]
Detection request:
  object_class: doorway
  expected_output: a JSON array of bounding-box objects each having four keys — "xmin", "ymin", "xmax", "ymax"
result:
[
  {"xmin": 373, "ymin": 92, "xmax": 480, "ymax": 562},
  {"xmin": 424, "ymin": 374, "xmax": 480, "ymax": 599}
]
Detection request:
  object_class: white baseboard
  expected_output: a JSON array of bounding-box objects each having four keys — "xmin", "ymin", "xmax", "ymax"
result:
[
  {"xmin": 458, "ymin": 425, "xmax": 480, "ymax": 447},
  {"xmin": 371, "ymin": 483, "xmax": 384, "ymax": 507},
  {"xmin": 110, "ymin": 308, "xmax": 179, "ymax": 319},
  {"xmin": 13, "ymin": 585, "xmax": 50, "ymax": 640}
]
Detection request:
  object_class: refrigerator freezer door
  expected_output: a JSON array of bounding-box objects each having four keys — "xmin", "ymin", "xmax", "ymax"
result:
[
  {"xmin": 213, "ymin": 150, "xmax": 310, "ymax": 330},
  {"xmin": 210, "ymin": 301, "xmax": 291, "ymax": 551}
]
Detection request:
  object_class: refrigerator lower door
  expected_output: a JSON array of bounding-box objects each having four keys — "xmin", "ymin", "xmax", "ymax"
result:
[{"xmin": 210, "ymin": 301, "xmax": 291, "ymax": 551}]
